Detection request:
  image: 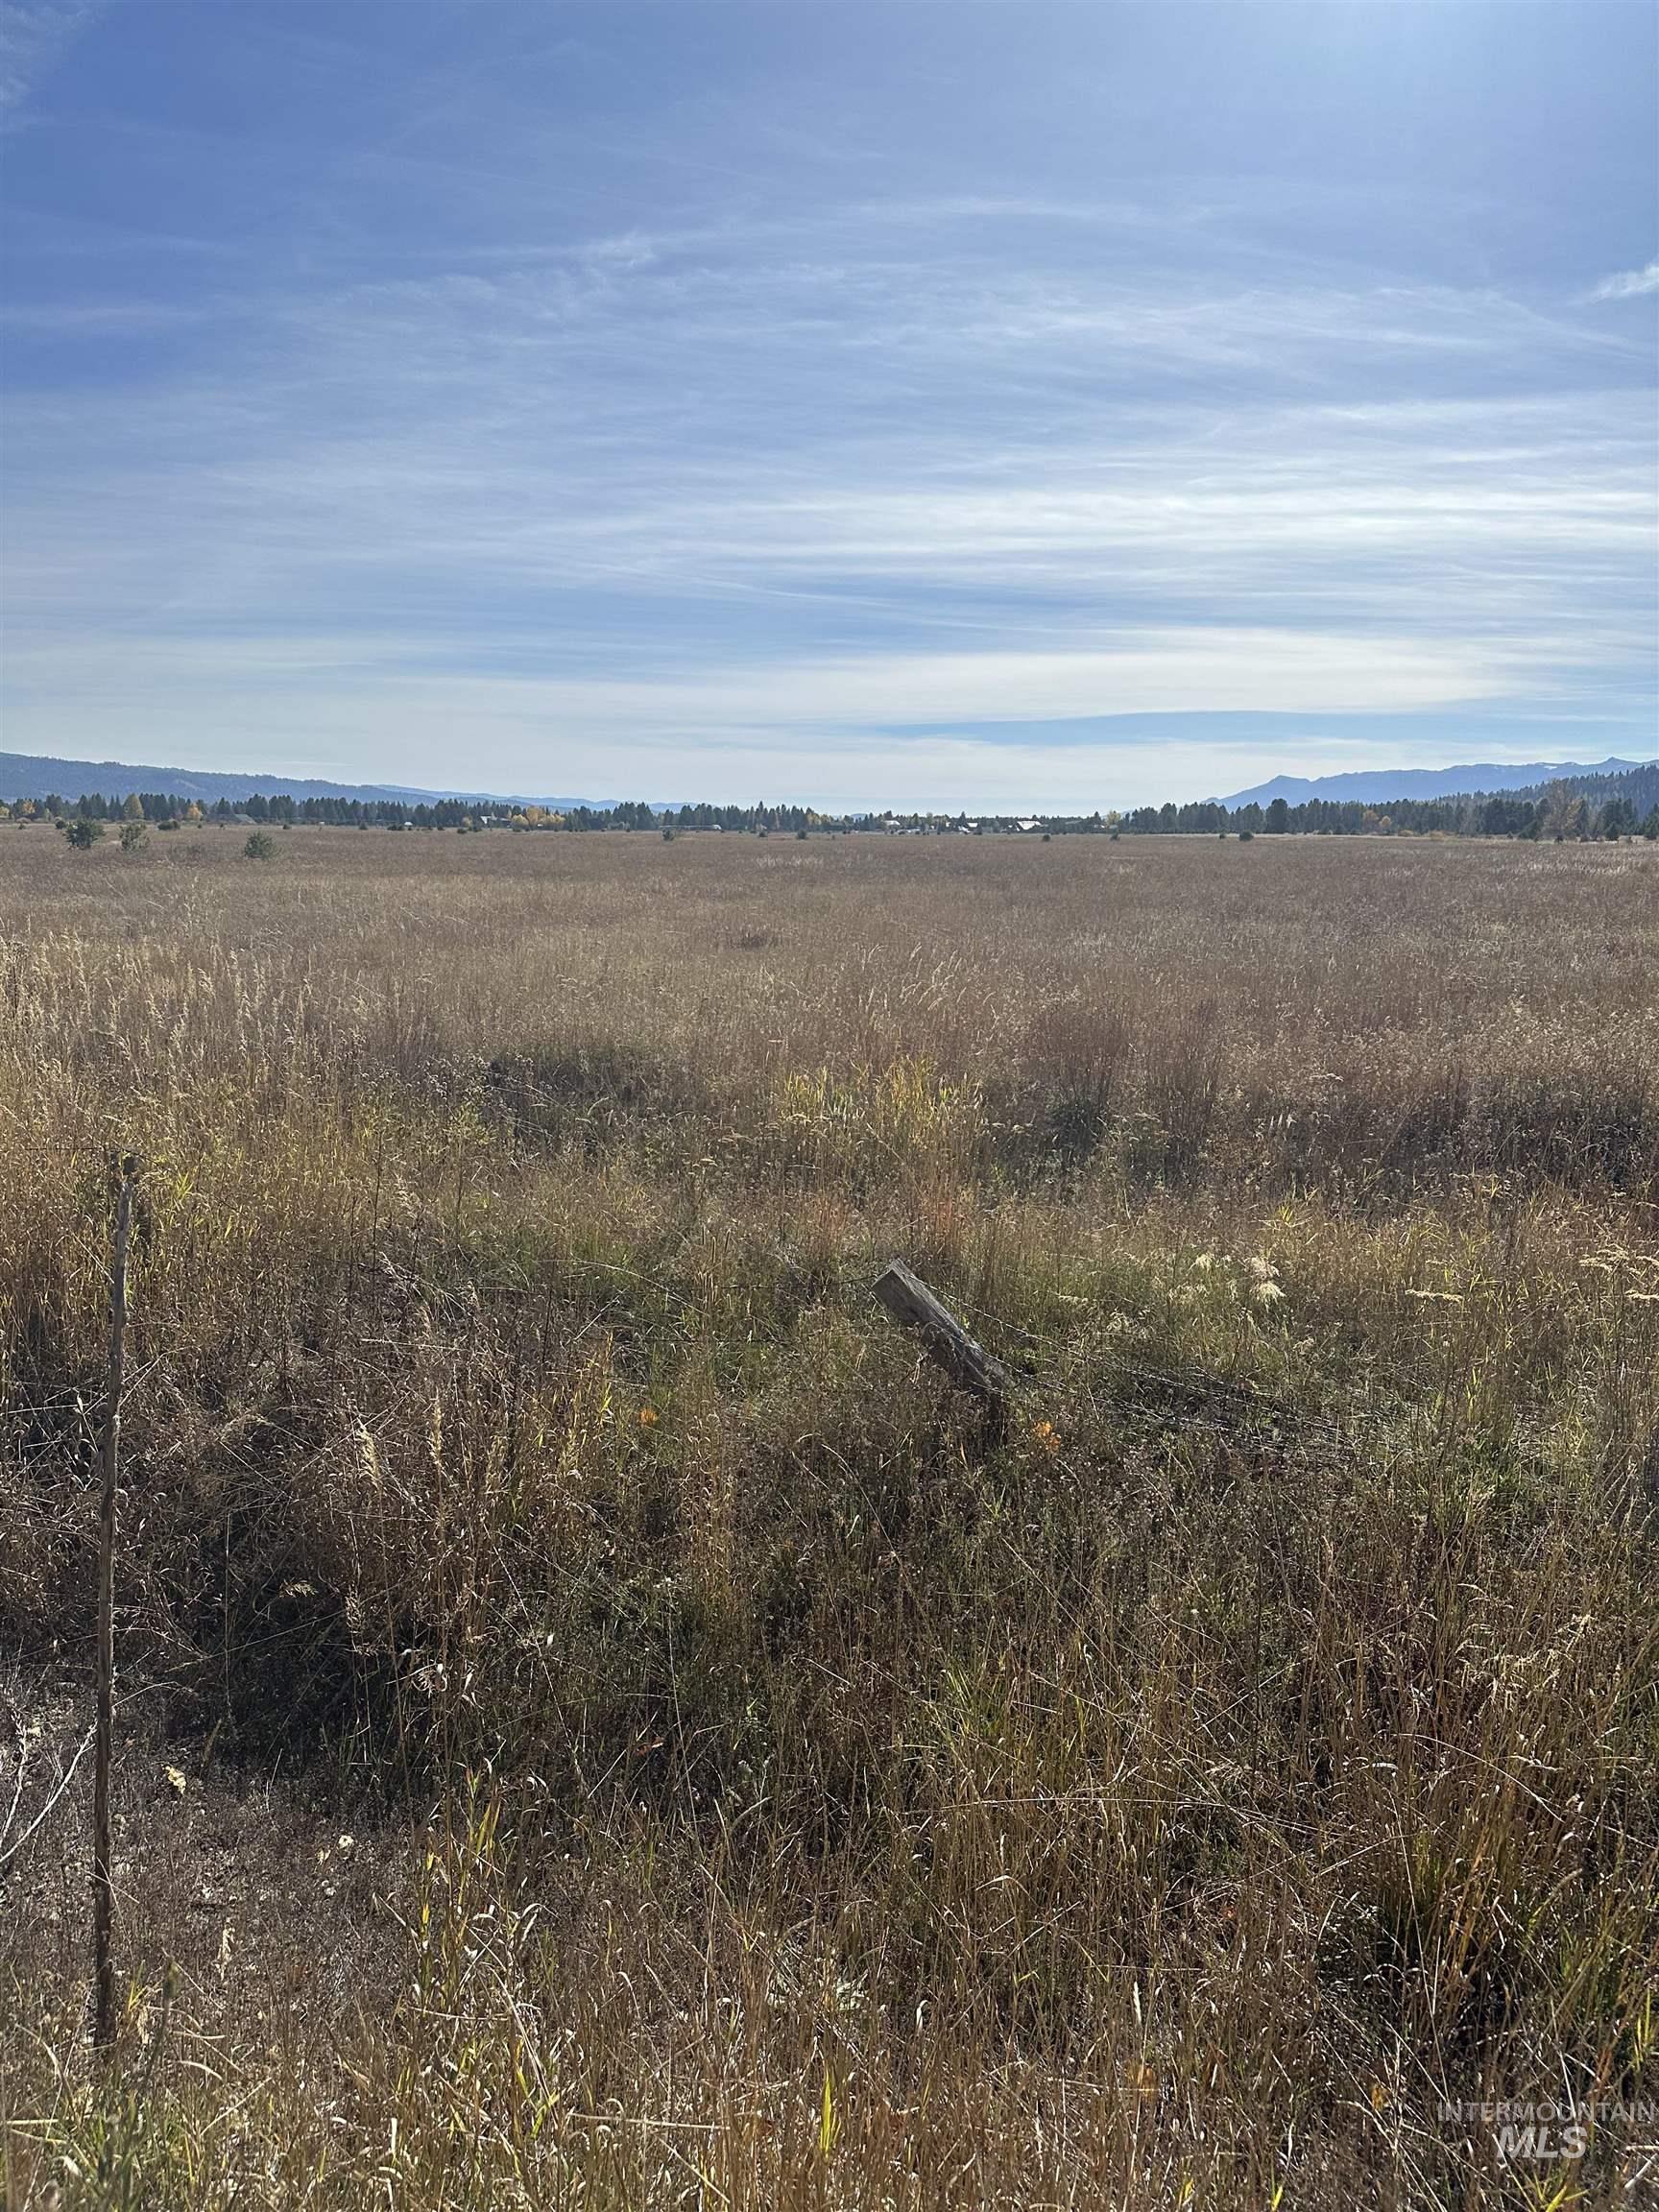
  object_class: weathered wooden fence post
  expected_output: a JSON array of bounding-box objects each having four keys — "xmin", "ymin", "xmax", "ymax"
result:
[
  {"xmin": 93, "ymin": 1153, "xmax": 137, "ymax": 2050},
  {"xmin": 870, "ymin": 1260, "xmax": 1015, "ymax": 1427}
]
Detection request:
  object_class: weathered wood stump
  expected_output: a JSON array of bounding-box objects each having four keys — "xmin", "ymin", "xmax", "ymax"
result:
[{"xmin": 870, "ymin": 1260, "xmax": 1015, "ymax": 1421}]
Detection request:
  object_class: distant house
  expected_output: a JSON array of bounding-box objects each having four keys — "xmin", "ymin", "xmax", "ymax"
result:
[{"xmin": 1016, "ymin": 818, "xmax": 1042, "ymax": 833}]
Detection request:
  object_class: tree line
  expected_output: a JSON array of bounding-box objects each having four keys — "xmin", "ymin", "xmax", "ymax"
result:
[
  {"xmin": 7, "ymin": 762, "xmax": 1657, "ymax": 842},
  {"xmin": 1103, "ymin": 770, "xmax": 1659, "ymax": 841}
]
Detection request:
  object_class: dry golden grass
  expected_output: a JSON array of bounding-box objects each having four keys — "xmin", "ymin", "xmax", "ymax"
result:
[{"xmin": 2, "ymin": 824, "xmax": 1657, "ymax": 2209}]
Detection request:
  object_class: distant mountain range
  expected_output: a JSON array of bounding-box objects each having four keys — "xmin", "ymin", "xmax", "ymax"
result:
[
  {"xmin": 1220, "ymin": 758, "xmax": 1649, "ymax": 808},
  {"xmin": 0, "ymin": 751, "xmax": 611, "ymax": 810}
]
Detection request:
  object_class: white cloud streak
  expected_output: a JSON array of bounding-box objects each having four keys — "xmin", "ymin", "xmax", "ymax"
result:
[
  {"xmin": 0, "ymin": 0, "xmax": 98, "ymax": 117},
  {"xmin": 4, "ymin": 190, "xmax": 1654, "ymax": 802},
  {"xmin": 1590, "ymin": 260, "xmax": 1659, "ymax": 301}
]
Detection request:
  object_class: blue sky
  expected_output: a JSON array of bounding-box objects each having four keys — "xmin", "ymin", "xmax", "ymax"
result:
[{"xmin": 2, "ymin": 1, "xmax": 1654, "ymax": 808}]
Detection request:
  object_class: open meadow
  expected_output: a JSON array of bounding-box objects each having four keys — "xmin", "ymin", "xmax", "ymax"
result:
[{"xmin": 3, "ymin": 824, "xmax": 1657, "ymax": 2209}]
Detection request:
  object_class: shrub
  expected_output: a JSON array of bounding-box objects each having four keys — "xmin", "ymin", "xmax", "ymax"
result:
[
  {"xmin": 244, "ymin": 830, "xmax": 275, "ymax": 859},
  {"xmin": 119, "ymin": 820, "xmax": 147, "ymax": 854},
  {"xmin": 63, "ymin": 817, "xmax": 104, "ymax": 849}
]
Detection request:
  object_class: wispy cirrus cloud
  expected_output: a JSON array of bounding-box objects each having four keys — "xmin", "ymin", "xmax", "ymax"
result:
[
  {"xmin": 0, "ymin": 0, "xmax": 98, "ymax": 118},
  {"xmin": 7, "ymin": 242, "xmax": 1647, "ymax": 649},
  {"xmin": 1589, "ymin": 259, "xmax": 1659, "ymax": 301}
]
